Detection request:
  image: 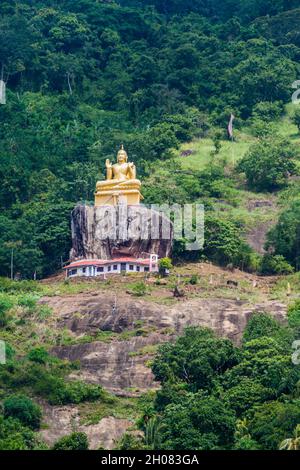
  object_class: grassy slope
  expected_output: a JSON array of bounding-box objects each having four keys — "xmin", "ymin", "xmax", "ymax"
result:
[{"xmin": 171, "ymin": 105, "xmax": 300, "ymax": 245}]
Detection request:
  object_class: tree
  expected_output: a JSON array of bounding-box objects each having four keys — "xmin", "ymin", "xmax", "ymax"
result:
[
  {"xmin": 3, "ymin": 395, "xmax": 42, "ymax": 430},
  {"xmin": 248, "ymin": 400, "xmax": 300, "ymax": 450},
  {"xmin": 159, "ymin": 258, "xmax": 173, "ymax": 276},
  {"xmin": 266, "ymin": 199, "xmax": 300, "ymax": 270},
  {"xmin": 152, "ymin": 327, "xmax": 240, "ymax": 392},
  {"xmin": 52, "ymin": 432, "xmax": 89, "ymax": 450},
  {"xmin": 157, "ymin": 393, "xmax": 236, "ymax": 450},
  {"xmin": 27, "ymin": 347, "xmax": 50, "ymax": 365},
  {"xmin": 279, "ymin": 425, "xmax": 300, "ymax": 451},
  {"xmin": 238, "ymin": 138, "xmax": 297, "ymax": 192},
  {"xmin": 259, "ymin": 254, "xmax": 294, "ymax": 275},
  {"xmin": 203, "ymin": 216, "xmax": 251, "ymax": 268},
  {"xmin": 0, "ymin": 416, "xmax": 39, "ymax": 451}
]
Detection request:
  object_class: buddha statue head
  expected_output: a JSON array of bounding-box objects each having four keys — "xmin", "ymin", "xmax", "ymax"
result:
[{"xmin": 117, "ymin": 145, "xmax": 128, "ymax": 164}]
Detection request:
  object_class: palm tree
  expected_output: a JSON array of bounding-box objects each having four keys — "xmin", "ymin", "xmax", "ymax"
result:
[
  {"xmin": 279, "ymin": 425, "xmax": 300, "ymax": 450},
  {"xmin": 144, "ymin": 417, "xmax": 163, "ymax": 450}
]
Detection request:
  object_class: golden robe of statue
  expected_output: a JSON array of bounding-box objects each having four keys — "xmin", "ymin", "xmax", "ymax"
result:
[{"xmin": 95, "ymin": 146, "xmax": 143, "ymax": 206}]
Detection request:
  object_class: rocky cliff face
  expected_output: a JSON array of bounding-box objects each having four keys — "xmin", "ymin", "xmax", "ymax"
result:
[
  {"xmin": 42, "ymin": 292, "xmax": 287, "ymax": 396},
  {"xmin": 39, "ymin": 403, "xmax": 131, "ymax": 450},
  {"xmin": 70, "ymin": 204, "xmax": 173, "ymax": 260}
]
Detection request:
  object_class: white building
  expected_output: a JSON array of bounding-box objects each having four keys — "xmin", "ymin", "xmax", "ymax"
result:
[{"xmin": 64, "ymin": 256, "xmax": 159, "ymax": 278}]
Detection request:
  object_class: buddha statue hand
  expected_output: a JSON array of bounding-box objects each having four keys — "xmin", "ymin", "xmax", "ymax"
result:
[
  {"xmin": 128, "ymin": 162, "xmax": 136, "ymax": 179},
  {"xmin": 105, "ymin": 158, "xmax": 113, "ymax": 180}
]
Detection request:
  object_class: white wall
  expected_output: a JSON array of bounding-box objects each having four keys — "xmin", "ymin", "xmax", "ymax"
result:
[{"xmin": 67, "ymin": 262, "xmax": 153, "ymax": 277}]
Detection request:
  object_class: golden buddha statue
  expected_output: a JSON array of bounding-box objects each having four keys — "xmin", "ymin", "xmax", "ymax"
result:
[{"xmin": 95, "ymin": 145, "xmax": 143, "ymax": 206}]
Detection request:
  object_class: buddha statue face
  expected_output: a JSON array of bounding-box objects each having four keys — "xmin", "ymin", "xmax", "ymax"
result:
[{"xmin": 117, "ymin": 146, "xmax": 128, "ymax": 164}]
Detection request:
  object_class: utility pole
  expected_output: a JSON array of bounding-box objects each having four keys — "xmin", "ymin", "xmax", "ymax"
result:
[
  {"xmin": 4, "ymin": 241, "xmax": 22, "ymax": 280},
  {"xmin": 10, "ymin": 248, "xmax": 14, "ymax": 280}
]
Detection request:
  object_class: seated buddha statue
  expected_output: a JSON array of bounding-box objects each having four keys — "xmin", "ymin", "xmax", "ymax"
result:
[{"xmin": 95, "ymin": 145, "xmax": 142, "ymax": 206}]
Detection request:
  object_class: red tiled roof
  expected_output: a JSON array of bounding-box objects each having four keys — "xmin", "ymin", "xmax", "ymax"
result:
[{"xmin": 63, "ymin": 257, "xmax": 156, "ymax": 269}]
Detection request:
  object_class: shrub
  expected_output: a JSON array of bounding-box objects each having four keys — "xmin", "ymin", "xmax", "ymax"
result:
[
  {"xmin": 189, "ymin": 274, "xmax": 199, "ymax": 285},
  {"xmin": 259, "ymin": 254, "xmax": 294, "ymax": 275},
  {"xmin": 159, "ymin": 258, "xmax": 173, "ymax": 275},
  {"xmin": 130, "ymin": 281, "xmax": 148, "ymax": 297},
  {"xmin": 292, "ymin": 107, "xmax": 300, "ymax": 132},
  {"xmin": 3, "ymin": 395, "xmax": 42, "ymax": 430},
  {"xmin": 287, "ymin": 301, "xmax": 300, "ymax": 329},
  {"xmin": 52, "ymin": 432, "xmax": 88, "ymax": 450},
  {"xmin": 31, "ymin": 368, "xmax": 104, "ymax": 405},
  {"xmin": 250, "ymin": 119, "xmax": 276, "ymax": 138},
  {"xmin": 27, "ymin": 347, "xmax": 50, "ymax": 364},
  {"xmin": 0, "ymin": 278, "xmax": 41, "ymax": 294},
  {"xmin": 252, "ymin": 101, "xmax": 283, "ymax": 122},
  {"xmin": 266, "ymin": 200, "xmax": 300, "ymax": 269},
  {"xmin": 243, "ymin": 313, "xmax": 283, "ymax": 344},
  {"xmin": 238, "ymin": 138, "xmax": 297, "ymax": 192},
  {"xmin": 0, "ymin": 294, "xmax": 14, "ymax": 327},
  {"xmin": 0, "ymin": 416, "xmax": 38, "ymax": 450},
  {"xmin": 18, "ymin": 294, "xmax": 39, "ymax": 312}
]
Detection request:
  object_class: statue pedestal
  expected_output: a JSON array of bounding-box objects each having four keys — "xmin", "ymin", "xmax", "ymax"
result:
[{"xmin": 95, "ymin": 182, "xmax": 143, "ymax": 207}]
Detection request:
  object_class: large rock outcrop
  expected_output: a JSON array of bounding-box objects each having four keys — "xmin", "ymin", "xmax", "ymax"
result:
[
  {"xmin": 70, "ymin": 204, "xmax": 173, "ymax": 260},
  {"xmin": 42, "ymin": 292, "xmax": 287, "ymax": 395}
]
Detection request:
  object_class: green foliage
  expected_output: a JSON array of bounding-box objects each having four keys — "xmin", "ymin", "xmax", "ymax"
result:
[
  {"xmin": 52, "ymin": 432, "xmax": 88, "ymax": 451},
  {"xmin": 287, "ymin": 301, "xmax": 300, "ymax": 329},
  {"xmin": 238, "ymin": 138, "xmax": 297, "ymax": 192},
  {"xmin": 3, "ymin": 395, "xmax": 42, "ymax": 430},
  {"xmin": 118, "ymin": 432, "xmax": 146, "ymax": 450},
  {"xmin": 250, "ymin": 119, "xmax": 277, "ymax": 138},
  {"xmin": 18, "ymin": 294, "xmax": 39, "ymax": 312},
  {"xmin": 259, "ymin": 254, "xmax": 294, "ymax": 275},
  {"xmin": 0, "ymin": 1, "xmax": 298, "ymax": 279},
  {"xmin": 157, "ymin": 392, "xmax": 236, "ymax": 450},
  {"xmin": 203, "ymin": 215, "xmax": 254, "ymax": 269},
  {"xmin": 248, "ymin": 400, "xmax": 300, "ymax": 450},
  {"xmin": 159, "ymin": 258, "xmax": 173, "ymax": 275},
  {"xmin": 27, "ymin": 348, "xmax": 50, "ymax": 365},
  {"xmin": 252, "ymin": 101, "xmax": 284, "ymax": 122},
  {"xmin": 130, "ymin": 281, "xmax": 148, "ymax": 297},
  {"xmin": 150, "ymin": 313, "xmax": 300, "ymax": 450},
  {"xmin": 152, "ymin": 327, "xmax": 240, "ymax": 392},
  {"xmin": 243, "ymin": 313, "xmax": 283, "ymax": 344},
  {"xmin": 0, "ymin": 415, "xmax": 40, "ymax": 450},
  {"xmin": 266, "ymin": 199, "xmax": 300, "ymax": 269},
  {"xmin": 189, "ymin": 274, "xmax": 199, "ymax": 285},
  {"xmin": 292, "ymin": 108, "xmax": 300, "ymax": 132},
  {"xmin": 0, "ymin": 277, "xmax": 41, "ymax": 294},
  {"xmin": 0, "ymin": 294, "xmax": 14, "ymax": 327},
  {"xmin": 31, "ymin": 371, "xmax": 104, "ymax": 405}
]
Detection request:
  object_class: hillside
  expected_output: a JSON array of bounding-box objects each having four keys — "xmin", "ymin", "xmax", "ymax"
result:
[
  {"xmin": 1, "ymin": 0, "xmax": 300, "ymax": 278},
  {"xmin": 1, "ymin": 0, "xmax": 300, "ymax": 453},
  {"xmin": 0, "ymin": 262, "xmax": 296, "ymax": 448}
]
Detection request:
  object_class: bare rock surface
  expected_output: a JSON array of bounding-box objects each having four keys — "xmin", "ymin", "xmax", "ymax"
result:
[
  {"xmin": 39, "ymin": 403, "xmax": 131, "ymax": 449},
  {"xmin": 43, "ymin": 292, "xmax": 287, "ymax": 395},
  {"xmin": 70, "ymin": 204, "xmax": 173, "ymax": 260}
]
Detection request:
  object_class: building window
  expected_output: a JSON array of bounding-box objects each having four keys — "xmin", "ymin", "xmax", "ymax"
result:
[
  {"xmin": 108, "ymin": 266, "xmax": 111, "ymax": 272},
  {"xmin": 136, "ymin": 266, "xmax": 140, "ymax": 272},
  {"xmin": 82, "ymin": 267, "xmax": 86, "ymax": 273},
  {"xmin": 97, "ymin": 267, "xmax": 104, "ymax": 273},
  {"xmin": 144, "ymin": 267, "xmax": 149, "ymax": 272},
  {"xmin": 113, "ymin": 265, "xmax": 118, "ymax": 270},
  {"xmin": 69, "ymin": 269, "xmax": 77, "ymax": 276},
  {"xmin": 129, "ymin": 265, "xmax": 134, "ymax": 271}
]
